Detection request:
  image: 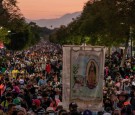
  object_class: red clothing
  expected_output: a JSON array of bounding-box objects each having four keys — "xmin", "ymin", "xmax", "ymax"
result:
[
  {"xmin": 105, "ymin": 67, "xmax": 109, "ymax": 76},
  {"xmin": 45, "ymin": 64, "xmax": 51, "ymax": 74},
  {"xmin": 13, "ymin": 85, "xmax": 20, "ymax": 93},
  {"xmin": 49, "ymin": 99, "xmax": 60, "ymax": 111},
  {"xmin": 0, "ymin": 84, "xmax": 5, "ymax": 96}
]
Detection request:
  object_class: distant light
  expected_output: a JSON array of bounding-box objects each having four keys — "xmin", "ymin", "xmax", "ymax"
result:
[
  {"xmin": 8, "ymin": 30, "xmax": 11, "ymax": 33},
  {"xmin": 120, "ymin": 22, "xmax": 125, "ymax": 25}
]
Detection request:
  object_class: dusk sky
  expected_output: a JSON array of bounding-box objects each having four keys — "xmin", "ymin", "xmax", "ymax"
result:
[{"xmin": 17, "ymin": 0, "xmax": 88, "ymax": 19}]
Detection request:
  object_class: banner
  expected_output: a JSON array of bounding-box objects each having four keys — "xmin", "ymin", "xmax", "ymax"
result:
[{"xmin": 62, "ymin": 45, "xmax": 105, "ymax": 111}]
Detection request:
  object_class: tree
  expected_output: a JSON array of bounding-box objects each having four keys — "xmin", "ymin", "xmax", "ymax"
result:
[
  {"xmin": 0, "ymin": 0, "xmax": 43, "ymax": 50},
  {"xmin": 0, "ymin": 0, "xmax": 26, "ymax": 47},
  {"xmin": 0, "ymin": 0, "xmax": 23, "ymax": 27},
  {"xmin": 63, "ymin": 0, "xmax": 135, "ymax": 67},
  {"xmin": 5, "ymin": 23, "xmax": 41, "ymax": 50},
  {"xmin": 0, "ymin": 27, "xmax": 10, "ymax": 43}
]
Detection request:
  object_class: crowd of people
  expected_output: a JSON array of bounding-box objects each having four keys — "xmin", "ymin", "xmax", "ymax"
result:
[
  {"xmin": 103, "ymin": 52, "xmax": 135, "ymax": 115},
  {"xmin": 0, "ymin": 39, "xmax": 135, "ymax": 115},
  {"xmin": 0, "ymin": 40, "xmax": 65, "ymax": 115}
]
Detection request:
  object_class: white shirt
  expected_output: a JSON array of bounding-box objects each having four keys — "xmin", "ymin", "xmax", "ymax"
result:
[{"xmin": 19, "ymin": 79, "xmax": 24, "ymax": 85}]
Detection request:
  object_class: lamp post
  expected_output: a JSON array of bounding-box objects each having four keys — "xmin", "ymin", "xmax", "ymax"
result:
[{"xmin": 130, "ymin": 26, "xmax": 133, "ymax": 69}]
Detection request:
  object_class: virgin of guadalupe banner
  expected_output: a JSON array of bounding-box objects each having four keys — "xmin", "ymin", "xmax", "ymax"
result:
[{"xmin": 62, "ymin": 45, "xmax": 105, "ymax": 111}]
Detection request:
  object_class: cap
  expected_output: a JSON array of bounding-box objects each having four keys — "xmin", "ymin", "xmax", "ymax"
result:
[
  {"xmin": 13, "ymin": 98, "xmax": 21, "ymax": 105},
  {"xmin": 32, "ymin": 99, "xmax": 41, "ymax": 107},
  {"xmin": 124, "ymin": 101, "xmax": 130, "ymax": 106},
  {"xmin": 125, "ymin": 76, "xmax": 129, "ymax": 79}
]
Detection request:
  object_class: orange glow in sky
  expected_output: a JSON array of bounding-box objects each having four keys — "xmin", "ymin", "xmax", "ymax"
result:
[{"xmin": 17, "ymin": 0, "xmax": 88, "ymax": 19}]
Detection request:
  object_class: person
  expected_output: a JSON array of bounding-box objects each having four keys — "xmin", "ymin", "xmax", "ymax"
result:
[
  {"xmin": 58, "ymin": 109, "xmax": 68, "ymax": 115},
  {"xmin": 87, "ymin": 61, "xmax": 97, "ymax": 89},
  {"xmin": 16, "ymin": 107, "xmax": 27, "ymax": 115},
  {"xmin": 1, "ymin": 96, "xmax": 12, "ymax": 112},
  {"xmin": 38, "ymin": 76, "xmax": 46, "ymax": 86},
  {"xmin": 12, "ymin": 93, "xmax": 21, "ymax": 107},
  {"xmin": 46, "ymin": 107, "xmax": 55, "ymax": 115},
  {"xmin": 31, "ymin": 99, "xmax": 45, "ymax": 115},
  {"xmin": 11, "ymin": 67, "xmax": 19, "ymax": 79},
  {"xmin": 56, "ymin": 102, "xmax": 63, "ymax": 111},
  {"xmin": 130, "ymin": 91, "xmax": 135, "ymax": 115},
  {"xmin": 19, "ymin": 76, "xmax": 24, "ymax": 89},
  {"xmin": 68, "ymin": 102, "xmax": 81, "ymax": 115},
  {"xmin": 7, "ymin": 103, "xmax": 17, "ymax": 115},
  {"xmin": 49, "ymin": 97, "xmax": 61, "ymax": 111},
  {"xmin": 45, "ymin": 62, "xmax": 51, "ymax": 79},
  {"xmin": 83, "ymin": 109, "xmax": 92, "ymax": 115},
  {"xmin": 0, "ymin": 40, "xmax": 62, "ymax": 115},
  {"xmin": 103, "ymin": 107, "xmax": 112, "ymax": 115},
  {"xmin": 12, "ymin": 82, "xmax": 20, "ymax": 94},
  {"xmin": 0, "ymin": 81, "xmax": 5, "ymax": 96}
]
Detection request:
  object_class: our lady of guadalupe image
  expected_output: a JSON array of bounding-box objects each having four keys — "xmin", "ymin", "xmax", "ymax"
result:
[{"xmin": 86, "ymin": 60, "xmax": 98, "ymax": 89}]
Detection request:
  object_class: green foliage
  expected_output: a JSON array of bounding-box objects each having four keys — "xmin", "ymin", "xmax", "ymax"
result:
[
  {"xmin": 5, "ymin": 31, "xmax": 27, "ymax": 50},
  {"xmin": 50, "ymin": 0, "xmax": 135, "ymax": 46},
  {"xmin": 80, "ymin": 0, "xmax": 135, "ymax": 46},
  {"xmin": 0, "ymin": 0, "xmax": 42, "ymax": 50},
  {"xmin": 49, "ymin": 26, "xmax": 67, "ymax": 44},
  {"xmin": 0, "ymin": 27, "xmax": 10, "ymax": 43},
  {"xmin": 0, "ymin": 0, "xmax": 23, "ymax": 27},
  {"xmin": 5, "ymin": 24, "xmax": 41, "ymax": 50},
  {"xmin": 49, "ymin": 23, "xmax": 84, "ymax": 45}
]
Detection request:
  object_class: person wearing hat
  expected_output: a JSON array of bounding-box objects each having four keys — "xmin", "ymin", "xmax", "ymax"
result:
[
  {"xmin": 68, "ymin": 102, "xmax": 81, "ymax": 115},
  {"xmin": 121, "ymin": 100, "xmax": 132, "ymax": 115},
  {"xmin": 46, "ymin": 107, "xmax": 55, "ymax": 115},
  {"xmin": 16, "ymin": 107, "xmax": 27, "ymax": 115},
  {"xmin": 31, "ymin": 99, "xmax": 45, "ymax": 115},
  {"xmin": 12, "ymin": 93, "xmax": 21, "ymax": 107}
]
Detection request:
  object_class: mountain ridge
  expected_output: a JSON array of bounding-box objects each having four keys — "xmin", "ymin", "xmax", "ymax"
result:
[{"xmin": 26, "ymin": 11, "xmax": 81, "ymax": 29}]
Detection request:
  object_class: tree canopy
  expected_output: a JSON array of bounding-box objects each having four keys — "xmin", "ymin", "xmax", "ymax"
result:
[
  {"xmin": 50, "ymin": 0, "xmax": 135, "ymax": 46},
  {"xmin": 0, "ymin": 0, "xmax": 43, "ymax": 50}
]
